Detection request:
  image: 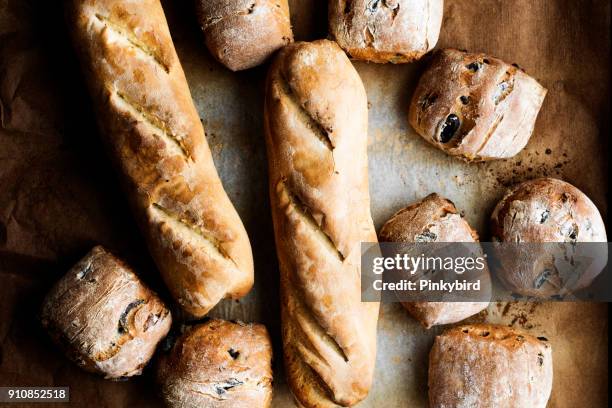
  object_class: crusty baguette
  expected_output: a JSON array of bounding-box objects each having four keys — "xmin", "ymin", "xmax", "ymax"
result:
[
  {"xmin": 429, "ymin": 324, "xmax": 553, "ymax": 408},
  {"xmin": 66, "ymin": 0, "xmax": 253, "ymax": 317},
  {"xmin": 409, "ymin": 49, "xmax": 547, "ymax": 161},
  {"xmin": 329, "ymin": 0, "xmax": 443, "ymax": 63},
  {"xmin": 379, "ymin": 193, "xmax": 489, "ymax": 328},
  {"xmin": 157, "ymin": 319, "xmax": 273, "ymax": 408},
  {"xmin": 41, "ymin": 246, "xmax": 171, "ymax": 379},
  {"xmin": 264, "ymin": 39, "xmax": 379, "ymax": 407},
  {"xmin": 195, "ymin": 0, "xmax": 293, "ymax": 71}
]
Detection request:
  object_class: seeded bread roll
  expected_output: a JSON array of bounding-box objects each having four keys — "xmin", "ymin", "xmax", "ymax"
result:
[
  {"xmin": 66, "ymin": 0, "xmax": 254, "ymax": 317},
  {"xmin": 490, "ymin": 178, "xmax": 607, "ymax": 296},
  {"xmin": 195, "ymin": 0, "xmax": 293, "ymax": 71},
  {"xmin": 264, "ymin": 40, "xmax": 379, "ymax": 407},
  {"xmin": 157, "ymin": 319, "xmax": 273, "ymax": 408},
  {"xmin": 429, "ymin": 324, "xmax": 553, "ymax": 408},
  {"xmin": 41, "ymin": 246, "xmax": 171, "ymax": 379},
  {"xmin": 329, "ymin": 0, "xmax": 443, "ymax": 63},
  {"xmin": 409, "ymin": 49, "xmax": 547, "ymax": 161},
  {"xmin": 379, "ymin": 193, "xmax": 489, "ymax": 328}
]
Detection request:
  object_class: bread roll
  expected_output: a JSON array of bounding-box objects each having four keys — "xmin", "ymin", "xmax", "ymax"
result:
[
  {"xmin": 195, "ymin": 0, "xmax": 293, "ymax": 71},
  {"xmin": 157, "ymin": 319, "xmax": 273, "ymax": 408},
  {"xmin": 264, "ymin": 39, "xmax": 379, "ymax": 407},
  {"xmin": 429, "ymin": 324, "xmax": 553, "ymax": 408},
  {"xmin": 409, "ymin": 49, "xmax": 547, "ymax": 161},
  {"xmin": 379, "ymin": 193, "xmax": 489, "ymax": 328},
  {"xmin": 41, "ymin": 246, "xmax": 171, "ymax": 379},
  {"xmin": 66, "ymin": 0, "xmax": 254, "ymax": 317},
  {"xmin": 329, "ymin": 0, "xmax": 443, "ymax": 63},
  {"xmin": 490, "ymin": 177, "xmax": 607, "ymax": 296}
]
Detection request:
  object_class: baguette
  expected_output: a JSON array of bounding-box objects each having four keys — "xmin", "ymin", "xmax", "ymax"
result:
[
  {"xmin": 264, "ymin": 39, "xmax": 379, "ymax": 407},
  {"xmin": 66, "ymin": 0, "xmax": 254, "ymax": 317},
  {"xmin": 41, "ymin": 246, "xmax": 171, "ymax": 379},
  {"xmin": 157, "ymin": 319, "xmax": 273, "ymax": 408}
]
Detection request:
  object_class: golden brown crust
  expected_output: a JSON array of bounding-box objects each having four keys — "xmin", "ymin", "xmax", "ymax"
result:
[
  {"xmin": 490, "ymin": 178, "xmax": 607, "ymax": 296},
  {"xmin": 264, "ymin": 40, "xmax": 379, "ymax": 407},
  {"xmin": 66, "ymin": 0, "xmax": 254, "ymax": 317},
  {"xmin": 409, "ymin": 49, "xmax": 547, "ymax": 161},
  {"xmin": 379, "ymin": 193, "xmax": 488, "ymax": 328},
  {"xmin": 329, "ymin": 0, "xmax": 443, "ymax": 63},
  {"xmin": 195, "ymin": 0, "xmax": 293, "ymax": 71},
  {"xmin": 40, "ymin": 246, "xmax": 171, "ymax": 379},
  {"xmin": 157, "ymin": 319, "xmax": 273, "ymax": 408},
  {"xmin": 429, "ymin": 324, "xmax": 553, "ymax": 408}
]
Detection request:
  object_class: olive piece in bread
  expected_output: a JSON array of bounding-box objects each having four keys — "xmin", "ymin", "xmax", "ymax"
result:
[
  {"xmin": 379, "ymin": 193, "xmax": 489, "ymax": 328},
  {"xmin": 490, "ymin": 178, "xmax": 607, "ymax": 296},
  {"xmin": 429, "ymin": 324, "xmax": 553, "ymax": 408},
  {"xmin": 329, "ymin": 0, "xmax": 443, "ymax": 63},
  {"xmin": 195, "ymin": 0, "xmax": 293, "ymax": 71},
  {"xmin": 40, "ymin": 246, "xmax": 172, "ymax": 379},
  {"xmin": 408, "ymin": 49, "xmax": 547, "ymax": 161},
  {"xmin": 157, "ymin": 319, "xmax": 273, "ymax": 408}
]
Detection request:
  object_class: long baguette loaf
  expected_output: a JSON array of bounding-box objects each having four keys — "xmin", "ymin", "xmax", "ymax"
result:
[
  {"xmin": 66, "ymin": 0, "xmax": 253, "ymax": 317},
  {"xmin": 264, "ymin": 39, "xmax": 379, "ymax": 407}
]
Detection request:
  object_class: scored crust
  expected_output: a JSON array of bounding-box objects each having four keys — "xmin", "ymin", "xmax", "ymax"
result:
[
  {"xmin": 195, "ymin": 0, "xmax": 293, "ymax": 71},
  {"xmin": 429, "ymin": 324, "xmax": 553, "ymax": 408},
  {"xmin": 409, "ymin": 49, "xmax": 547, "ymax": 161},
  {"xmin": 41, "ymin": 246, "xmax": 171, "ymax": 379},
  {"xmin": 157, "ymin": 319, "xmax": 273, "ymax": 408},
  {"xmin": 66, "ymin": 0, "xmax": 254, "ymax": 317},
  {"xmin": 264, "ymin": 39, "xmax": 379, "ymax": 407}
]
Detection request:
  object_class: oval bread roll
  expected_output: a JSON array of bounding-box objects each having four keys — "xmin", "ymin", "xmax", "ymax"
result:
[
  {"xmin": 379, "ymin": 193, "xmax": 489, "ymax": 328},
  {"xmin": 329, "ymin": 0, "xmax": 443, "ymax": 63},
  {"xmin": 490, "ymin": 177, "xmax": 607, "ymax": 296},
  {"xmin": 66, "ymin": 0, "xmax": 254, "ymax": 317},
  {"xmin": 429, "ymin": 324, "xmax": 553, "ymax": 408},
  {"xmin": 41, "ymin": 246, "xmax": 172, "ymax": 379},
  {"xmin": 195, "ymin": 0, "xmax": 293, "ymax": 71},
  {"xmin": 157, "ymin": 319, "xmax": 273, "ymax": 408},
  {"xmin": 264, "ymin": 39, "xmax": 379, "ymax": 407},
  {"xmin": 409, "ymin": 49, "xmax": 547, "ymax": 161}
]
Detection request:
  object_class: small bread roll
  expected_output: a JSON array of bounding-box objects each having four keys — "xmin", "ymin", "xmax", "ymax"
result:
[
  {"xmin": 379, "ymin": 193, "xmax": 489, "ymax": 328},
  {"xmin": 329, "ymin": 0, "xmax": 443, "ymax": 63},
  {"xmin": 41, "ymin": 246, "xmax": 171, "ymax": 379},
  {"xmin": 429, "ymin": 324, "xmax": 553, "ymax": 408},
  {"xmin": 157, "ymin": 319, "xmax": 273, "ymax": 408},
  {"xmin": 195, "ymin": 0, "xmax": 293, "ymax": 71},
  {"xmin": 409, "ymin": 49, "xmax": 547, "ymax": 161},
  {"xmin": 490, "ymin": 178, "xmax": 607, "ymax": 296}
]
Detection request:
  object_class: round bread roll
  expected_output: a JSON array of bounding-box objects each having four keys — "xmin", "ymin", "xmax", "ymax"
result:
[
  {"xmin": 379, "ymin": 193, "xmax": 489, "ymax": 328},
  {"xmin": 329, "ymin": 0, "xmax": 443, "ymax": 63},
  {"xmin": 429, "ymin": 324, "xmax": 553, "ymax": 408},
  {"xmin": 40, "ymin": 246, "xmax": 172, "ymax": 379},
  {"xmin": 490, "ymin": 178, "xmax": 607, "ymax": 297},
  {"xmin": 157, "ymin": 319, "xmax": 273, "ymax": 408},
  {"xmin": 408, "ymin": 49, "xmax": 547, "ymax": 161},
  {"xmin": 195, "ymin": 0, "xmax": 293, "ymax": 71}
]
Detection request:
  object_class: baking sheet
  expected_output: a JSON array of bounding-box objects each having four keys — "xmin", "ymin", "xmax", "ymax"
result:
[{"xmin": 0, "ymin": 0, "xmax": 608, "ymax": 407}]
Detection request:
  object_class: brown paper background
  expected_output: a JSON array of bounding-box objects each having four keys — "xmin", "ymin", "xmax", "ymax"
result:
[{"xmin": 0, "ymin": 0, "xmax": 608, "ymax": 407}]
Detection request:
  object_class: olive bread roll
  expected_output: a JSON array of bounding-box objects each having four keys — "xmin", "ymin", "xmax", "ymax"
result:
[
  {"xmin": 157, "ymin": 319, "xmax": 273, "ymax": 408},
  {"xmin": 41, "ymin": 246, "xmax": 172, "ymax": 379},
  {"xmin": 379, "ymin": 193, "xmax": 489, "ymax": 328},
  {"xmin": 490, "ymin": 178, "xmax": 607, "ymax": 296},
  {"xmin": 329, "ymin": 0, "xmax": 443, "ymax": 63},
  {"xmin": 429, "ymin": 324, "xmax": 553, "ymax": 408},
  {"xmin": 195, "ymin": 0, "xmax": 293, "ymax": 71},
  {"xmin": 409, "ymin": 49, "xmax": 547, "ymax": 161}
]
